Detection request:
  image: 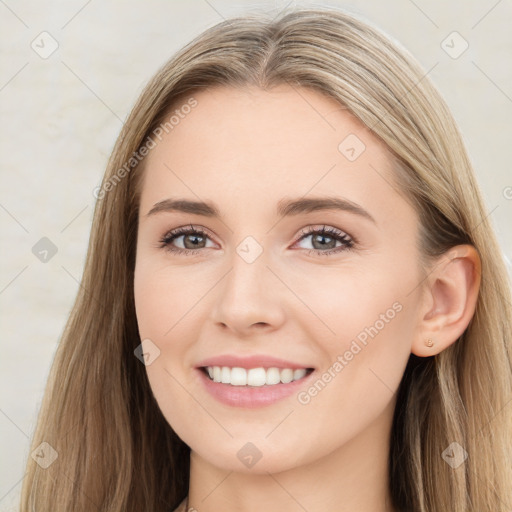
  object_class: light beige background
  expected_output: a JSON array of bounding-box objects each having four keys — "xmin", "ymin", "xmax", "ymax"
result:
[{"xmin": 1, "ymin": 0, "xmax": 511, "ymax": 509}]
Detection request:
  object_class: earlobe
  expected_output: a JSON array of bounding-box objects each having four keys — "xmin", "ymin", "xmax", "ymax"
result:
[{"xmin": 411, "ymin": 244, "xmax": 481, "ymax": 357}]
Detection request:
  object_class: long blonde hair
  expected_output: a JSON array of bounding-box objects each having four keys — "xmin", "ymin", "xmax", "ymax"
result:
[{"xmin": 20, "ymin": 6, "xmax": 512, "ymax": 511}]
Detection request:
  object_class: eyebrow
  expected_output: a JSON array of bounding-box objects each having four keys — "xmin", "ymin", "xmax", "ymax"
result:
[{"xmin": 145, "ymin": 196, "xmax": 376, "ymax": 223}]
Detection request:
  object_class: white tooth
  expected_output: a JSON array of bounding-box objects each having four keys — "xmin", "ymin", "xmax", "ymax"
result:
[
  {"xmin": 221, "ymin": 366, "xmax": 231, "ymax": 384},
  {"xmin": 230, "ymin": 367, "xmax": 247, "ymax": 386},
  {"xmin": 208, "ymin": 365, "xmax": 307, "ymax": 386},
  {"xmin": 247, "ymin": 367, "xmax": 267, "ymax": 386},
  {"xmin": 293, "ymin": 369, "xmax": 307, "ymax": 381},
  {"xmin": 265, "ymin": 367, "xmax": 281, "ymax": 385},
  {"xmin": 280, "ymin": 368, "xmax": 294, "ymax": 384}
]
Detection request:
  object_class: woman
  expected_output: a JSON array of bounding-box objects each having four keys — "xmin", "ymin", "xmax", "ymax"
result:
[{"xmin": 20, "ymin": 6, "xmax": 512, "ymax": 512}]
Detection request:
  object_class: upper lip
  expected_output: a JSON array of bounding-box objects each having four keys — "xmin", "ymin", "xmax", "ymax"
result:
[{"xmin": 195, "ymin": 354, "xmax": 314, "ymax": 370}]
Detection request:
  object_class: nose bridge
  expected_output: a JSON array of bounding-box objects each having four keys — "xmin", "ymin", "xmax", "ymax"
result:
[{"xmin": 211, "ymin": 235, "xmax": 285, "ymax": 333}]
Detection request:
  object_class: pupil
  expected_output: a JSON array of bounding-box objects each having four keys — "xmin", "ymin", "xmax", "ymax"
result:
[
  {"xmin": 313, "ymin": 234, "xmax": 335, "ymax": 250},
  {"xmin": 184, "ymin": 234, "xmax": 204, "ymax": 249}
]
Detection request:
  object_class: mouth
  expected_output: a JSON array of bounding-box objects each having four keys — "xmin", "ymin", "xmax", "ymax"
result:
[{"xmin": 200, "ymin": 366, "xmax": 315, "ymax": 387}]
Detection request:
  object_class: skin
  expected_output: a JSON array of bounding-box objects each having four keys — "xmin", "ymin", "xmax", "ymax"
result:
[{"xmin": 133, "ymin": 84, "xmax": 480, "ymax": 512}]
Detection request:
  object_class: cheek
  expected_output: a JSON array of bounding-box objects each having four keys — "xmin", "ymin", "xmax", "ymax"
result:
[
  {"xmin": 133, "ymin": 262, "xmax": 208, "ymax": 422},
  {"xmin": 133, "ymin": 260, "xmax": 201, "ymax": 339},
  {"xmin": 291, "ymin": 261, "xmax": 408, "ymax": 344},
  {"xmin": 291, "ymin": 303, "xmax": 413, "ymax": 459},
  {"xmin": 133, "ymin": 274, "xmax": 168, "ymax": 339},
  {"xmin": 296, "ymin": 264, "xmax": 414, "ymax": 403},
  {"xmin": 133, "ymin": 267, "xmax": 193, "ymax": 438}
]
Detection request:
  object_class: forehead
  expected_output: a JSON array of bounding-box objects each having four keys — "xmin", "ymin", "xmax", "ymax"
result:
[{"xmin": 139, "ymin": 84, "xmax": 402, "ymax": 220}]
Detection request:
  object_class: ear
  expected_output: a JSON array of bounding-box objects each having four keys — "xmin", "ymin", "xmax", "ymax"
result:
[{"xmin": 411, "ymin": 244, "xmax": 481, "ymax": 357}]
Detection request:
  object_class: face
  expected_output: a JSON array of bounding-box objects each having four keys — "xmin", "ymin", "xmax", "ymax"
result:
[{"xmin": 134, "ymin": 84, "xmax": 426, "ymax": 474}]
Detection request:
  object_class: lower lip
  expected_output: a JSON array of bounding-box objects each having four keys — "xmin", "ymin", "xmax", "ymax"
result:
[{"xmin": 196, "ymin": 368, "xmax": 315, "ymax": 408}]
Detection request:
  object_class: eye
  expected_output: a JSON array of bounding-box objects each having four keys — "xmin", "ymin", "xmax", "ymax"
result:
[
  {"xmin": 158, "ymin": 224, "xmax": 355, "ymax": 257},
  {"xmin": 158, "ymin": 224, "xmax": 215, "ymax": 256},
  {"xmin": 293, "ymin": 225, "xmax": 355, "ymax": 256}
]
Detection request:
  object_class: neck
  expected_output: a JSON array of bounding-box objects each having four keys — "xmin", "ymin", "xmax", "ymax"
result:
[{"xmin": 187, "ymin": 399, "xmax": 397, "ymax": 512}]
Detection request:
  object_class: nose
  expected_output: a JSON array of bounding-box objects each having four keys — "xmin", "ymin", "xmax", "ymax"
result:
[{"xmin": 209, "ymin": 249, "xmax": 286, "ymax": 337}]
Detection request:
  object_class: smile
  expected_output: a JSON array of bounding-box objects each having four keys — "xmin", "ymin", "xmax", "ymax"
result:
[{"xmin": 202, "ymin": 366, "xmax": 314, "ymax": 386}]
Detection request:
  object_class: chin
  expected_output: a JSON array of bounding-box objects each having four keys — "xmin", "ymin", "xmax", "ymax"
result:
[{"xmin": 188, "ymin": 434, "xmax": 311, "ymax": 475}]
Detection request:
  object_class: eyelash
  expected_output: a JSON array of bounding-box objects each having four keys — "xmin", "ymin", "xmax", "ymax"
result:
[{"xmin": 158, "ymin": 224, "xmax": 355, "ymax": 257}]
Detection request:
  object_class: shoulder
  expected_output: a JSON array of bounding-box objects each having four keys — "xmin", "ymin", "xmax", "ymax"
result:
[{"xmin": 171, "ymin": 497, "xmax": 188, "ymax": 512}]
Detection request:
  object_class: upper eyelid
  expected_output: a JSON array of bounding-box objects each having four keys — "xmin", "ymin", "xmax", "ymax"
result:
[
  {"xmin": 163, "ymin": 225, "xmax": 216, "ymax": 243},
  {"xmin": 162, "ymin": 224, "xmax": 354, "ymax": 246},
  {"xmin": 298, "ymin": 225, "xmax": 351, "ymax": 239}
]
